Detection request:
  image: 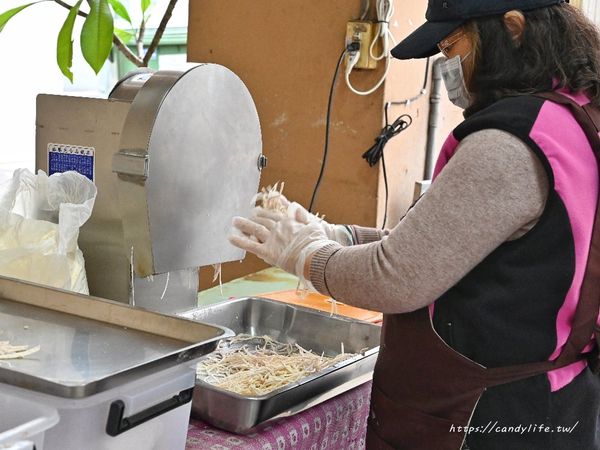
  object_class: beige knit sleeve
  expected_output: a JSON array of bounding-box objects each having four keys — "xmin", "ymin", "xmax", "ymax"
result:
[{"xmin": 309, "ymin": 129, "xmax": 549, "ymax": 313}]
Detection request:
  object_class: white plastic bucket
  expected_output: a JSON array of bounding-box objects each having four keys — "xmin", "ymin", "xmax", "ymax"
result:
[
  {"xmin": 0, "ymin": 391, "xmax": 59, "ymax": 450},
  {"xmin": 0, "ymin": 364, "xmax": 195, "ymax": 450}
]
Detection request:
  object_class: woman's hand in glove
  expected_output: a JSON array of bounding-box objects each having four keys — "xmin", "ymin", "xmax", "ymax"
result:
[
  {"xmin": 229, "ymin": 207, "xmax": 331, "ymax": 277},
  {"xmin": 260, "ymin": 193, "xmax": 353, "ymax": 246},
  {"xmin": 288, "ymin": 203, "xmax": 352, "ymax": 245}
]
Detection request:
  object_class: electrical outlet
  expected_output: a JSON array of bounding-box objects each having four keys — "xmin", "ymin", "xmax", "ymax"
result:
[{"xmin": 345, "ymin": 21, "xmax": 380, "ymax": 70}]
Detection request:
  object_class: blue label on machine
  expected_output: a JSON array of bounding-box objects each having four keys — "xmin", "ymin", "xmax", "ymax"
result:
[{"xmin": 48, "ymin": 143, "xmax": 95, "ymax": 181}]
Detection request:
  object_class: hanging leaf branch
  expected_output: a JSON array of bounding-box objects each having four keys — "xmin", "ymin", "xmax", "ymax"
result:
[
  {"xmin": 0, "ymin": 0, "xmax": 179, "ymax": 81},
  {"xmin": 57, "ymin": 0, "xmax": 83, "ymax": 81}
]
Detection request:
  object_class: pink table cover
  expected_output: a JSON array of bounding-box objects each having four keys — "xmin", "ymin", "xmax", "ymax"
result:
[{"xmin": 186, "ymin": 382, "xmax": 372, "ymax": 450}]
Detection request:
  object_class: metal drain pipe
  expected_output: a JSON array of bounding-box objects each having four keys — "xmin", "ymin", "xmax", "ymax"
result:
[{"xmin": 424, "ymin": 58, "xmax": 445, "ymax": 180}]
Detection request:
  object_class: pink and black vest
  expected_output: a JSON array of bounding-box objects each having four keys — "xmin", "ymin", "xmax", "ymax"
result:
[{"xmin": 432, "ymin": 91, "xmax": 600, "ymax": 449}]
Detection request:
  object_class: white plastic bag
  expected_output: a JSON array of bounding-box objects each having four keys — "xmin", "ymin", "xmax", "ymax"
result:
[{"xmin": 0, "ymin": 169, "xmax": 97, "ymax": 294}]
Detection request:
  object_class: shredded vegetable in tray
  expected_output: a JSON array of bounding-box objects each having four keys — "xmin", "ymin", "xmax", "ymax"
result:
[
  {"xmin": 196, "ymin": 334, "xmax": 355, "ymax": 396},
  {"xmin": 0, "ymin": 340, "xmax": 40, "ymax": 359}
]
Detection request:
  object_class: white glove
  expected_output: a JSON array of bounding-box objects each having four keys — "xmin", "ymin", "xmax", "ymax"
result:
[
  {"xmin": 229, "ymin": 207, "xmax": 331, "ymax": 277},
  {"xmin": 265, "ymin": 194, "xmax": 353, "ymax": 246}
]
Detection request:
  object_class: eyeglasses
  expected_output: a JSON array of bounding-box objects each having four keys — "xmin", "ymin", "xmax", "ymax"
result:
[{"xmin": 437, "ymin": 32, "xmax": 465, "ymax": 57}]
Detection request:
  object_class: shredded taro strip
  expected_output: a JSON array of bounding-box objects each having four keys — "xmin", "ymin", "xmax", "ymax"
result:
[
  {"xmin": 0, "ymin": 341, "xmax": 40, "ymax": 360},
  {"xmin": 196, "ymin": 334, "xmax": 355, "ymax": 396}
]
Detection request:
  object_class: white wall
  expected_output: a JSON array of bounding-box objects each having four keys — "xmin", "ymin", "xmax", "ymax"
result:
[
  {"xmin": 583, "ymin": 0, "xmax": 600, "ymax": 25},
  {"xmin": 0, "ymin": 2, "xmax": 65, "ymax": 171},
  {"xmin": 0, "ymin": 0, "xmax": 189, "ymax": 172}
]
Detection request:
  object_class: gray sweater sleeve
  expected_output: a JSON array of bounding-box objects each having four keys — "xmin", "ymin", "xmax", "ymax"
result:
[
  {"xmin": 309, "ymin": 129, "xmax": 549, "ymax": 314},
  {"xmin": 351, "ymin": 225, "xmax": 388, "ymax": 244}
]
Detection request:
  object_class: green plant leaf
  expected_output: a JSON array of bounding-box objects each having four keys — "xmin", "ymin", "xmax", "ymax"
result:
[
  {"xmin": 114, "ymin": 27, "xmax": 133, "ymax": 44},
  {"xmin": 56, "ymin": 0, "xmax": 83, "ymax": 82},
  {"xmin": 0, "ymin": 2, "xmax": 41, "ymax": 33},
  {"xmin": 80, "ymin": 0, "xmax": 114, "ymax": 74},
  {"xmin": 108, "ymin": 0, "xmax": 131, "ymax": 25},
  {"xmin": 141, "ymin": 0, "xmax": 151, "ymax": 14}
]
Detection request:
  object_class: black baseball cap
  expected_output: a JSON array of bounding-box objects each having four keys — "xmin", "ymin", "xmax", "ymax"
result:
[{"xmin": 391, "ymin": 0, "xmax": 567, "ymax": 60}]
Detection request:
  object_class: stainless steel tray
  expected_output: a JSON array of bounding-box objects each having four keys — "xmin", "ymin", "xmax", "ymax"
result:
[
  {"xmin": 0, "ymin": 275, "xmax": 233, "ymax": 398},
  {"xmin": 180, "ymin": 297, "xmax": 381, "ymax": 433}
]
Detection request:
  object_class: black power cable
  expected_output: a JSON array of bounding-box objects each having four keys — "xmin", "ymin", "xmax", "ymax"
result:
[
  {"xmin": 368, "ymin": 57, "xmax": 428, "ymax": 229},
  {"xmin": 309, "ymin": 47, "xmax": 424, "ymax": 221},
  {"xmin": 308, "ymin": 43, "xmax": 358, "ymax": 213},
  {"xmin": 361, "ymin": 104, "xmax": 412, "ymax": 229}
]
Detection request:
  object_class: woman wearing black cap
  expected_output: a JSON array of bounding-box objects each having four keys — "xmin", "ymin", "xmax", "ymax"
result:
[{"xmin": 230, "ymin": 1, "xmax": 600, "ymax": 448}]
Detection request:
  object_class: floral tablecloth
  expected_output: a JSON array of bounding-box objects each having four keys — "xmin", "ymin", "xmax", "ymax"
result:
[{"xmin": 186, "ymin": 382, "xmax": 372, "ymax": 450}]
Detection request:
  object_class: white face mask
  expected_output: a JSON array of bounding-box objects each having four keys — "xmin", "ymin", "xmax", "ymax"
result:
[{"xmin": 439, "ymin": 54, "xmax": 472, "ymax": 109}]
